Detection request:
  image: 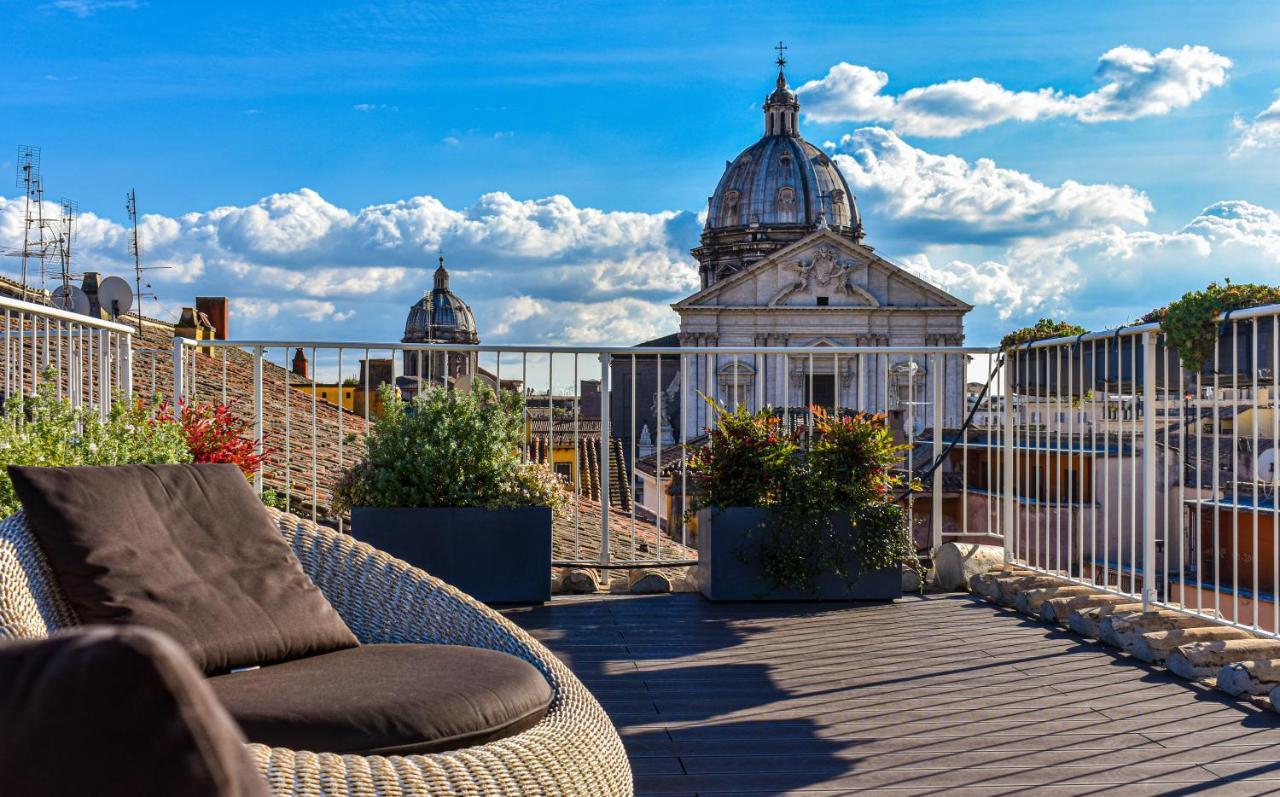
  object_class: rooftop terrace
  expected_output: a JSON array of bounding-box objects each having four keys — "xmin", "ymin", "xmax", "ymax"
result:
[{"xmin": 506, "ymin": 593, "xmax": 1280, "ymax": 796}]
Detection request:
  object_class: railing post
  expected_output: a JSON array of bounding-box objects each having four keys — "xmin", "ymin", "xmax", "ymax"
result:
[
  {"xmin": 931, "ymin": 352, "xmax": 944, "ymax": 556},
  {"xmin": 598, "ymin": 352, "xmax": 611, "ymax": 566},
  {"xmin": 1142, "ymin": 330, "xmax": 1158, "ymax": 610},
  {"xmin": 252, "ymin": 346, "xmax": 265, "ymax": 495},
  {"xmin": 121, "ymin": 333, "xmax": 133, "ymax": 400},
  {"xmin": 1002, "ymin": 354, "xmax": 1016, "ymax": 563},
  {"xmin": 98, "ymin": 330, "xmax": 111, "ymax": 421},
  {"xmin": 171, "ymin": 337, "xmax": 184, "ymax": 406}
]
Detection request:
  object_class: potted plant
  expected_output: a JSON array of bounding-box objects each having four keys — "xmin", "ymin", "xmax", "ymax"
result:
[
  {"xmin": 1149, "ymin": 281, "xmax": 1280, "ymax": 388},
  {"xmin": 688, "ymin": 398, "xmax": 915, "ymax": 601},
  {"xmin": 335, "ymin": 383, "xmax": 564, "ymax": 604},
  {"xmin": 1000, "ymin": 319, "xmax": 1092, "ymax": 397}
]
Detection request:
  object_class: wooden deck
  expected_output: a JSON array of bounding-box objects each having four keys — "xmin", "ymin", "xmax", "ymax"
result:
[{"xmin": 504, "ymin": 593, "xmax": 1280, "ymax": 796}]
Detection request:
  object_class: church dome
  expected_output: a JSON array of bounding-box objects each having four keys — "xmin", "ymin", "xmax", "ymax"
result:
[
  {"xmin": 403, "ymin": 257, "xmax": 479, "ymax": 344},
  {"xmin": 704, "ymin": 63, "xmax": 862, "ymax": 238}
]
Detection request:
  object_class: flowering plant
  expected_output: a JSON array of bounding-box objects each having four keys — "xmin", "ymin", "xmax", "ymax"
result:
[
  {"xmin": 0, "ymin": 377, "xmax": 190, "ymax": 517},
  {"xmin": 155, "ymin": 400, "xmax": 266, "ymax": 480},
  {"xmin": 686, "ymin": 393, "xmax": 798, "ymax": 510},
  {"xmin": 1000, "ymin": 318, "xmax": 1086, "ymax": 350},
  {"xmin": 1149, "ymin": 281, "xmax": 1280, "ymax": 371},
  {"xmin": 687, "ymin": 397, "xmax": 920, "ymax": 590}
]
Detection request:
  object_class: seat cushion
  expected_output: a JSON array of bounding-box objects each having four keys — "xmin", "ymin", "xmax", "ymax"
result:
[
  {"xmin": 8, "ymin": 463, "xmax": 358, "ymax": 674},
  {"xmin": 0, "ymin": 626, "xmax": 268, "ymax": 797},
  {"xmin": 208, "ymin": 644, "xmax": 554, "ymax": 755}
]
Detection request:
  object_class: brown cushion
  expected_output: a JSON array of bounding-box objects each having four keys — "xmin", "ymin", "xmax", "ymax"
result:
[
  {"xmin": 209, "ymin": 644, "xmax": 554, "ymax": 755},
  {"xmin": 8, "ymin": 463, "xmax": 358, "ymax": 674},
  {"xmin": 0, "ymin": 626, "xmax": 269, "ymax": 797}
]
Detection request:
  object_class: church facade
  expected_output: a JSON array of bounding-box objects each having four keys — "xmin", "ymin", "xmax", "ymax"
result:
[{"xmin": 613, "ymin": 52, "xmax": 971, "ymax": 457}]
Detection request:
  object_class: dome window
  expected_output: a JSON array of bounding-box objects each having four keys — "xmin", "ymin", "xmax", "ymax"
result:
[
  {"xmin": 722, "ymin": 190, "xmax": 740, "ymax": 223},
  {"xmin": 776, "ymin": 186, "xmax": 797, "ymax": 212},
  {"xmin": 779, "ymin": 151, "xmax": 792, "ymax": 168}
]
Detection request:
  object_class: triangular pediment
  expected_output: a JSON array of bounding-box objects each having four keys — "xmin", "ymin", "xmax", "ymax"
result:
[{"xmin": 674, "ymin": 230, "xmax": 972, "ymax": 312}]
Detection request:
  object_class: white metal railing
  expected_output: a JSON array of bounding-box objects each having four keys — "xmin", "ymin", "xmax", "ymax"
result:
[
  {"xmin": 0, "ymin": 294, "xmax": 133, "ymax": 417},
  {"xmin": 171, "ymin": 337, "xmax": 1004, "ymax": 568},
  {"xmin": 1004, "ymin": 304, "xmax": 1280, "ymax": 637}
]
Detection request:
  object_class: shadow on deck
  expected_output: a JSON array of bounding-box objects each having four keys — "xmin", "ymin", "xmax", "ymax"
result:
[{"xmin": 503, "ymin": 593, "xmax": 1280, "ymax": 796}]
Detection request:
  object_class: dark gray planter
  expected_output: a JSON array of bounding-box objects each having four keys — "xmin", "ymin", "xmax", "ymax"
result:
[
  {"xmin": 696, "ymin": 507, "xmax": 902, "ymax": 601},
  {"xmin": 350, "ymin": 506, "xmax": 552, "ymax": 604},
  {"xmin": 1011, "ymin": 345, "xmax": 1093, "ymax": 397},
  {"xmin": 1194, "ymin": 318, "xmax": 1276, "ymax": 387}
]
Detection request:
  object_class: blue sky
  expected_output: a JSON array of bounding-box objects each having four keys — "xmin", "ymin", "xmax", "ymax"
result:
[{"xmin": 3, "ymin": 0, "xmax": 1280, "ymax": 346}]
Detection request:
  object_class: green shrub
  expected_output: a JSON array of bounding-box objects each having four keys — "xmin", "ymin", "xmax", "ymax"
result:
[
  {"xmin": 1154, "ymin": 281, "xmax": 1280, "ymax": 371},
  {"xmin": 1000, "ymin": 318, "xmax": 1087, "ymax": 350},
  {"xmin": 333, "ymin": 383, "xmax": 565, "ymax": 513},
  {"xmin": 686, "ymin": 394, "xmax": 797, "ymax": 510},
  {"xmin": 687, "ymin": 398, "xmax": 919, "ymax": 590},
  {"xmin": 0, "ymin": 379, "xmax": 191, "ymax": 517}
]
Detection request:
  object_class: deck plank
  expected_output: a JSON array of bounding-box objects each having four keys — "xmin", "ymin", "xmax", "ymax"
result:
[{"xmin": 504, "ymin": 593, "xmax": 1280, "ymax": 796}]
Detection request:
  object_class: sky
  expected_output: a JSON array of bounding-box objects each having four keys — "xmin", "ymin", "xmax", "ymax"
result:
[{"xmin": 3, "ymin": 0, "xmax": 1280, "ymax": 348}]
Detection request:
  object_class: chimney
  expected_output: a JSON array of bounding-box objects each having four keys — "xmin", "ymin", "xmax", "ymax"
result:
[
  {"xmin": 196, "ymin": 297, "xmax": 229, "ymax": 340},
  {"xmin": 291, "ymin": 348, "xmax": 310, "ymax": 380},
  {"xmin": 81, "ymin": 272, "xmax": 103, "ymax": 319}
]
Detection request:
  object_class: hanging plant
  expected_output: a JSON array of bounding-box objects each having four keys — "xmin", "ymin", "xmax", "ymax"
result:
[
  {"xmin": 999, "ymin": 318, "xmax": 1086, "ymax": 350},
  {"xmin": 1151, "ymin": 281, "xmax": 1280, "ymax": 371}
]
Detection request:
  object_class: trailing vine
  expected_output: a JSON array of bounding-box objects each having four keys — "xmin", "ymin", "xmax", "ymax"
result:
[
  {"xmin": 1145, "ymin": 281, "xmax": 1280, "ymax": 371},
  {"xmin": 688, "ymin": 398, "xmax": 921, "ymax": 592},
  {"xmin": 999, "ymin": 318, "xmax": 1087, "ymax": 350}
]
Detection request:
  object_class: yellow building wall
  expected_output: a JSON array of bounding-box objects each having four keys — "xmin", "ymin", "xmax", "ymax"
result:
[{"xmin": 297, "ymin": 384, "xmax": 391, "ymax": 419}]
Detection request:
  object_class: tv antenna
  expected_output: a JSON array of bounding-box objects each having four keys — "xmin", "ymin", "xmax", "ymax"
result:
[
  {"xmin": 5, "ymin": 147, "xmax": 78, "ymax": 301},
  {"xmin": 125, "ymin": 188, "xmax": 168, "ymax": 331}
]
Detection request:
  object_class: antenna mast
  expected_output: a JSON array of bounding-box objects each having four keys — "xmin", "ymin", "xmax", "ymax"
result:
[
  {"xmin": 125, "ymin": 188, "xmax": 165, "ymax": 331},
  {"xmin": 13, "ymin": 147, "xmax": 43, "ymax": 301}
]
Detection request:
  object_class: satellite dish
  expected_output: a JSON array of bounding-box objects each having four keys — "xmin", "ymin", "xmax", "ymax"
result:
[
  {"xmin": 51, "ymin": 285, "xmax": 91, "ymax": 316},
  {"xmin": 97, "ymin": 276, "xmax": 133, "ymax": 319}
]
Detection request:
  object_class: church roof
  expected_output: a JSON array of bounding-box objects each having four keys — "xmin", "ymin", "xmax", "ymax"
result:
[
  {"xmin": 704, "ymin": 62, "xmax": 862, "ymax": 238},
  {"xmin": 403, "ymin": 257, "xmax": 478, "ymax": 343}
]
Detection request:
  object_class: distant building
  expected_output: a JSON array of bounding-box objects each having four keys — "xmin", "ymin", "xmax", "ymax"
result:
[
  {"xmin": 613, "ymin": 51, "xmax": 971, "ymax": 470},
  {"xmin": 400, "ymin": 256, "xmax": 480, "ymax": 398}
]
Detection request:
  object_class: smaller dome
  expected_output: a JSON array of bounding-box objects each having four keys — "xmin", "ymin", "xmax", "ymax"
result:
[{"xmin": 403, "ymin": 258, "xmax": 478, "ymax": 344}]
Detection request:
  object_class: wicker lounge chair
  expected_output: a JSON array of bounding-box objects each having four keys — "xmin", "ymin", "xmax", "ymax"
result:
[{"xmin": 0, "ymin": 506, "xmax": 633, "ymax": 797}]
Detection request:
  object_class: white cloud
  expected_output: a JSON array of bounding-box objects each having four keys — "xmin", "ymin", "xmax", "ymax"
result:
[
  {"xmin": 44, "ymin": 0, "xmax": 141, "ymax": 16},
  {"xmin": 235, "ymin": 298, "xmax": 353, "ymax": 324},
  {"xmin": 353, "ymin": 103, "xmax": 398, "ymax": 112},
  {"xmin": 911, "ymin": 200, "xmax": 1280, "ymax": 339},
  {"xmin": 1232, "ymin": 96, "xmax": 1280, "ymax": 155},
  {"xmin": 0, "ymin": 189, "xmax": 700, "ymax": 343},
  {"xmin": 829, "ymin": 127, "xmax": 1151, "ymax": 243},
  {"xmin": 482, "ymin": 296, "xmax": 679, "ymax": 345},
  {"xmin": 798, "ymin": 45, "xmax": 1231, "ymax": 137}
]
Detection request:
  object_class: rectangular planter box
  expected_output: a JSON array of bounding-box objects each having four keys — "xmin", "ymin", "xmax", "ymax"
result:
[
  {"xmin": 350, "ymin": 506, "xmax": 552, "ymax": 604},
  {"xmin": 1010, "ymin": 345, "xmax": 1093, "ymax": 398},
  {"xmin": 1193, "ymin": 319, "xmax": 1276, "ymax": 387},
  {"xmin": 696, "ymin": 507, "xmax": 902, "ymax": 601},
  {"xmin": 1091, "ymin": 333, "xmax": 1178, "ymax": 393}
]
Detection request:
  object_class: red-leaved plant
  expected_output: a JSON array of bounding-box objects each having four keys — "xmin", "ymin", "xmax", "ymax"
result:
[{"xmin": 154, "ymin": 401, "xmax": 267, "ymax": 480}]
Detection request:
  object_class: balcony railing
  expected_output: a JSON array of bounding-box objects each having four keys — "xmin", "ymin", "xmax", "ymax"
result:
[
  {"xmin": 167, "ymin": 338, "xmax": 1001, "ymax": 568},
  {"xmin": 2, "ymin": 291, "xmax": 1278, "ymax": 639}
]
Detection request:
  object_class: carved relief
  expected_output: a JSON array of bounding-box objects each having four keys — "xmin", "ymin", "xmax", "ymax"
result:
[{"xmin": 767, "ymin": 246, "xmax": 880, "ymax": 307}]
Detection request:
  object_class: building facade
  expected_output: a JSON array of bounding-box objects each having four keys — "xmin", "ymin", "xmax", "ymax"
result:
[{"xmin": 614, "ymin": 53, "xmax": 971, "ymax": 459}]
